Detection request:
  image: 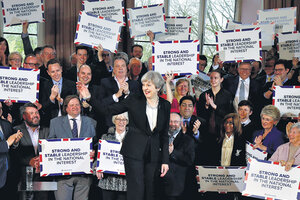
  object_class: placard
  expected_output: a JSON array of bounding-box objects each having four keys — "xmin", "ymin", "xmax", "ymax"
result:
[
  {"xmin": 152, "ymin": 40, "xmax": 199, "ymax": 76},
  {"xmin": 257, "ymin": 7, "xmax": 297, "ymax": 33},
  {"xmin": 196, "ymin": 166, "xmax": 246, "ymax": 193},
  {"xmin": 277, "ymin": 31, "xmax": 300, "ymax": 60},
  {"xmin": 39, "ymin": 138, "xmax": 93, "ymax": 176},
  {"xmin": 273, "ymin": 86, "xmax": 300, "ymax": 116},
  {"xmin": 96, "ymin": 140, "xmax": 125, "ymax": 175},
  {"xmin": 242, "ymin": 159, "xmax": 300, "ymax": 200},
  {"xmin": 216, "ymin": 28, "xmax": 262, "ymax": 63},
  {"xmin": 245, "ymin": 141, "xmax": 267, "ymax": 161},
  {"xmin": 226, "ymin": 20, "xmax": 275, "ymax": 51},
  {"xmin": 126, "ymin": 4, "xmax": 167, "ymax": 38},
  {"xmin": 82, "ymin": 0, "xmax": 126, "ymax": 26},
  {"xmin": 155, "ymin": 16, "xmax": 192, "ymax": 41},
  {"xmin": 0, "ymin": 67, "xmax": 39, "ymax": 103},
  {"xmin": 188, "ymin": 73, "xmax": 211, "ymax": 98},
  {"xmin": 74, "ymin": 11, "xmax": 122, "ymax": 53},
  {"xmin": 1, "ymin": 0, "xmax": 45, "ymax": 26}
]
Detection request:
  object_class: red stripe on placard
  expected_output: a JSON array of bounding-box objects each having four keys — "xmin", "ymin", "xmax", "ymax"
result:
[
  {"xmin": 266, "ymin": 197, "xmax": 273, "ymax": 200},
  {"xmin": 245, "ymin": 173, "xmax": 248, "ymax": 181},
  {"xmin": 173, "ymin": 73, "xmax": 179, "ymax": 76},
  {"xmin": 64, "ymin": 172, "xmax": 70, "ymax": 176},
  {"xmin": 152, "ymin": 56, "xmax": 154, "ymax": 63},
  {"xmin": 79, "ymin": 11, "xmax": 82, "ymax": 15},
  {"xmin": 82, "ymin": 1, "xmax": 84, "ymax": 5},
  {"xmin": 294, "ymin": 19, "xmax": 297, "ymax": 25},
  {"xmin": 122, "ymin": 9, "xmax": 125, "ymax": 15},
  {"xmin": 63, "ymin": 138, "xmax": 68, "ymax": 141},
  {"xmin": 215, "ymin": 32, "xmax": 218, "ymax": 35},
  {"xmin": 120, "ymin": 172, "xmax": 125, "ymax": 175},
  {"xmin": 41, "ymin": 5, "xmax": 44, "ymax": 11},
  {"xmin": 273, "ymin": 161, "xmax": 279, "ymax": 165},
  {"xmin": 274, "ymin": 8, "xmax": 279, "ymax": 11},
  {"xmin": 236, "ymin": 29, "xmax": 240, "ymax": 32},
  {"xmin": 97, "ymin": 152, "xmax": 100, "ymax": 159},
  {"xmin": 272, "ymin": 99, "xmax": 275, "ymax": 105},
  {"xmin": 237, "ymin": 60, "xmax": 242, "ymax": 63},
  {"xmin": 36, "ymin": 83, "xmax": 40, "ymax": 90},
  {"xmin": 11, "ymin": 100, "xmax": 16, "ymax": 103},
  {"xmin": 76, "ymin": 24, "xmax": 80, "ymax": 31},
  {"xmin": 11, "ymin": 67, "xmax": 17, "ymax": 70},
  {"xmin": 39, "ymin": 155, "xmax": 42, "ymax": 162},
  {"xmin": 174, "ymin": 40, "xmax": 179, "ymax": 43},
  {"xmin": 259, "ymin": 41, "xmax": 262, "ymax": 48},
  {"xmin": 2, "ymin": 10, "xmax": 5, "ymax": 16},
  {"xmin": 99, "ymin": 16, "xmax": 104, "ymax": 19},
  {"xmin": 128, "ymin": 20, "xmax": 131, "ymax": 27},
  {"xmin": 216, "ymin": 44, "xmax": 219, "ymax": 51},
  {"xmin": 298, "ymin": 182, "xmax": 300, "ymax": 190},
  {"xmin": 143, "ymin": 6, "xmax": 147, "ymax": 8},
  {"xmin": 189, "ymin": 27, "xmax": 191, "ymax": 33},
  {"xmin": 163, "ymin": 15, "xmax": 166, "ymax": 21},
  {"xmin": 197, "ymin": 54, "xmax": 200, "ymax": 61}
]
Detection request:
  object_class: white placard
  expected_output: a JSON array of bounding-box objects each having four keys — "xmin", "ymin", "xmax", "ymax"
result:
[
  {"xmin": 155, "ymin": 16, "xmax": 191, "ymax": 41},
  {"xmin": 126, "ymin": 4, "xmax": 167, "ymax": 38},
  {"xmin": 245, "ymin": 141, "xmax": 267, "ymax": 161},
  {"xmin": 257, "ymin": 7, "xmax": 297, "ymax": 33},
  {"xmin": 216, "ymin": 28, "xmax": 262, "ymax": 63},
  {"xmin": 96, "ymin": 140, "xmax": 125, "ymax": 175},
  {"xmin": 277, "ymin": 32, "xmax": 300, "ymax": 60},
  {"xmin": 226, "ymin": 20, "xmax": 275, "ymax": 51},
  {"xmin": 74, "ymin": 11, "xmax": 122, "ymax": 53},
  {"xmin": 0, "ymin": 67, "xmax": 39, "ymax": 103},
  {"xmin": 242, "ymin": 159, "xmax": 300, "ymax": 200},
  {"xmin": 1, "ymin": 0, "xmax": 45, "ymax": 26},
  {"xmin": 82, "ymin": 0, "xmax": 125, "ymax": 26},
  {"xmin": 39, "ymin": 138, "xmax": 93, "ymax": 176},
  {"xmin": 273, "ymin": 86, "xmax": 300, "ymax": 116},
  {"xmin": 152, "ymin": 40, "xmax": 199, "ymax": 76},
  {"xmin": 196, "ymin": 166, "xmax": 246, "ymax": 193}
]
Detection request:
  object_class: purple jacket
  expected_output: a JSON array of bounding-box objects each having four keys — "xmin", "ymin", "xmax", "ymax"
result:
[
  {"xmin": 269, "ymin": 142, "xmax": 300, "ymax": 165},
  {"xmin": 252, "ymin": 126, "xmax": 285, "ymax": 157}
]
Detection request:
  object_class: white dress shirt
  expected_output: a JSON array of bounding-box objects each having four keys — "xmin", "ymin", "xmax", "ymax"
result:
[
  {"xmin": 234, "ymin": 77, "xmax": 250, "ymax": 112},
  {"xmin": 67, "ymin": 114, "xmax": 82, "ymax": 137}
]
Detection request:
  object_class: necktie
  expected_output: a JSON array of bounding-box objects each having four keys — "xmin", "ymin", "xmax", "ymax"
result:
[
  {"xmin": 183, "ymin": 119, "xmax": 189, "ymax": 127},
  {"xmin": 267, "ymin": 76, "xmax": 271, "ymax": 82},
  {"xmin": 239, "ymin": 80, "xmax": 245, "ymax": 102},
  {"xmin": 71, "ymin": 119, "xmax": 78, "ymax": 138},
  {"xmin": 0, "ymin": 130, "xmax": 8, "ymax": 170}
]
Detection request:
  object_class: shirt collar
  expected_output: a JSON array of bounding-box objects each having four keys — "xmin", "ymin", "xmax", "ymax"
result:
[
  {"xmin": 239, "ymin": 77, "xmax": 250, "ymax": 84},
  {"xmin": 25, "ymin": 123, "xmax": 40, "ymax": 132},
  {"xmin": 115, "ymin": 130, "xmax": 126, "ymax": 142},
  {"xmin": 52, "ymin": 78, "xmax": 63, "ymax": 85},
  {"xmin": 67, "ymin": 114, "xmax": 81, "ymax": 121},
  {"xmin": 242, "ymin": 118, "xmax": 251, "ymax": 126}
]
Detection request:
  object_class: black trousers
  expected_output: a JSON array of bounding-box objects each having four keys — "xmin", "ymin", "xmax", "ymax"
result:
[{"xmin": 123, "ymin": 157, "xmax": 160, "ymax": 200}]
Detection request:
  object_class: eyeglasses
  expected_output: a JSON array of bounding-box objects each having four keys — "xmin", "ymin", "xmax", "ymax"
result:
[
  {"xmin": 274, "ymin": 68, "xmax": 285, "ymax": 72},
  {"xmin": 115, "ymin": 118, "xmax": 127, "ymax": 122},
  {"xmin": 102, "ymin": 53, "xmax": 109, "ymax": 57},
  {"xmin": 25, "ymin": 63, "xmax": 40, "ymax": 67},
  {"xmin": 10, "ymin": 58, "xmax": 21, "ymax": 62}
]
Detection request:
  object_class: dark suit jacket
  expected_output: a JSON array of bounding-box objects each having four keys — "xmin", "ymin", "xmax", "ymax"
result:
[
  {"xmin": 103, "ymin": 94, "xmax": 170, "ymax": 164},
  {"xmin": 14, "ymin": 123, "xmax": 49, "ymax": 167},
  {"xmin": 98, "ymin": 77, "xmax": 141, "ymax": 127},
  {"xmin": 48, "ymin": 115, "xmax": 96, "ymax": 139},
  {"xmin": 163, "ymin": 131, "xmax": 195, "ymax": 196},
  {"xmin": 216, "ymin": 134, "xmax": 246, "ymax": 166},
  {"xmin": 63, "ymin": 65, "xmax": 77, "ymax": 82},
  {"xmin": 91, "ymin": 60, "xmax": 112, "ymax": 85},
  {"xmin": 21, "ymin": 35, "xmax": 34, "ymax": 56},
  {"xmin": 40, "ymin": 78, "xmax": 77, "ymax": 126},
  {"xmin": 223, "ymin": 76, "xmax": 260, "ymax": 105},
  {"xmin": 0, "ymin": 119, "xmax": 14, "ymax": 188}
]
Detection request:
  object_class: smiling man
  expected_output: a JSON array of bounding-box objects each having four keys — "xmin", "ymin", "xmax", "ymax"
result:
[
  {"xmin": 48, "ymin": 95, "xmax": 96, "ymax": 200},
  {"xmin": 40, "ymin": 59, "xmax": 76, "ymax": 126}
]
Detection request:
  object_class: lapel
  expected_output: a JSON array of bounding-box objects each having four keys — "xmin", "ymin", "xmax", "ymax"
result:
[
  {"xmin": 19, "ymin": 123, "xmax": 34, "ymax": 149},
  {"xmin": 62, "ymin": 116, "xmax": 73, "ymax": 138},
  {"xmin": 233, "ymin": 76, "xmax": 239, "ymax": 94},
  {"xmin": 110, "ymin": 77, "xmax": 119, "ymax": 93},
  {"xmin": 80, "ymin": 116, "xmax": 86, "ymax": 137},
  {"xmin": 141, "ymin": 97, "xmax": 152, "ymax": 134},
  {"xmin": 173, "ymin": 131, "xmax": 183, "ymax": 147}
]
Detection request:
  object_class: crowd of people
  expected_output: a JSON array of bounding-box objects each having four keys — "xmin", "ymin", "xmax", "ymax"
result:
[{"xmin": 0, "ymin": 20, "xmax": 299, "ymax": 200}]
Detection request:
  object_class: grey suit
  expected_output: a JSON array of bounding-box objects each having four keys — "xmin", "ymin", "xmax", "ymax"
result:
[{"xmin": 48, "ymin": 115, "xmax": 96, "ymax": 200}]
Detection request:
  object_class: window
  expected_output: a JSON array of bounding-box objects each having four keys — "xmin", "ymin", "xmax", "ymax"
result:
[
  {"xmin": 203, "ymin": 0, "xmax": 236, "ymax": 70},
  {"xmin": 3, "ymin": 23, "xmax": 38, "ymax": 57}
]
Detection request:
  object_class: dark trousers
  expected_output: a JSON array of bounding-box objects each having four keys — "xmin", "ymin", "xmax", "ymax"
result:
[
  {"xmin": 102, "ymin": 189, "xmax": 126, "ymax": 200},
  {"xmin": 123, "ymin": 157, "xmax": 160, "ymax": 200}
]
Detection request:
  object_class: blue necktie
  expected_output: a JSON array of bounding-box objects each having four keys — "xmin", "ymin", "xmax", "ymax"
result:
[
  {"xmin": 0, "ymin": 130, "xmax": 8, "ymax": 170},
  {"xmin": 71, "ymin": 119, "xmax": 78, "ymax": 138},
  {"xmin": 239, "ymin": 80, "xmax": 245, "ymax": 102}
]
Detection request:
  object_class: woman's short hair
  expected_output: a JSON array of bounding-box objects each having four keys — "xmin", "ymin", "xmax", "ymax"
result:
[
  {"xmin": 112, "ymin": 112, "xmax": 129, "ymax": 125},
  {"xmin": 174, "ymin": 79, "xmax": 190, "ymax": 100},
  {"xmin": 8, "ymin": 52, "xmax": 23, "ymax": 62},
  {"xmin": 141, "ymin": 71, "xmax": 164, "ymax": 89},
  {"xmin": 291, "ymin": 122, "xmax": 300, "ymax": 131},
  {"xmin": 260, "ymin": 105, "xmax": 280, "ymax": 122}
]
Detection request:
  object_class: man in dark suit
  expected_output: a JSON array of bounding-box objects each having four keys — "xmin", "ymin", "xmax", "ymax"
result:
[
  {"xmin": 40, "ymin": 59, "xmax": 77, "ymax": 126},
  {"xmin": 39, "ymin": 45, "xmax": 56, "ymax": 80},
  {"xmin": 48, "ymin": 95, "xmax": 96, "ymax": 200},
  {"xmin": 0, "ymin": 102, "xmax": 23, "ymax": 198},
  {"xmin": 14, "ymin": 103, "xmax": 50, "ymax": 199},
  {"xmin": 162, "ymin": 112, "xmax": 195, "ymax": 200},
  {"xmin": 178, "ymin": 96, "xmax": 205, "ymax": 200},
  {"xmin": 63, "ymin": 45, "xmax": 89, "ymax": 82},
  {"xmin": 223, "ymin": 62, "xmax": 261, "ymax": 122},
  {"xmin": 262, "ymin": 59, "xmax": 295, "ymax": 107},
  {"xmin": 99, "ymin": 56, "xmax": 140, "ymax": 127}
]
